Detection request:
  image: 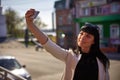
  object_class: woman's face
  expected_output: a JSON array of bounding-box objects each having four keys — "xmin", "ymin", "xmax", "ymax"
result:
[{"xmin": 77, "ymin": 31, "xmax": 94, "ymax": 49}]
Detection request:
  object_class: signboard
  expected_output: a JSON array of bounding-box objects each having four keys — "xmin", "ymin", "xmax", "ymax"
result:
[
  {"xmin": 80, "ymin": 0, "xmax": 107, "ymax": 8},
  {"xmin": 110, "ymin": 39, "xmax": 120, "ymax": 45}
]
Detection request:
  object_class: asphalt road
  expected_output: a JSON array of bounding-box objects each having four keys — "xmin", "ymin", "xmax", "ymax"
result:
[{"xmin": 0, "ymin": 40, "xmax": 120, "ymax": 80}]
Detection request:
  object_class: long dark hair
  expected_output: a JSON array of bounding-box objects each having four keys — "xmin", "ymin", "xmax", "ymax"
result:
[{"xmin": 74, "ymin": 23, "xmax": 110, "ymax": 70}]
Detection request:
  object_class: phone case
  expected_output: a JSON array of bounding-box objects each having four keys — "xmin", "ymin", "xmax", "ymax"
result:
[{"xmin": 31, "ymin": 11, "xmax": 39, "ymax": 19}]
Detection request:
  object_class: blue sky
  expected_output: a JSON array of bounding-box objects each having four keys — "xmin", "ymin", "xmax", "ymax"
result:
[{"xmin": 1, "ymin": 0, "xmax": 58, "ymax": 29}]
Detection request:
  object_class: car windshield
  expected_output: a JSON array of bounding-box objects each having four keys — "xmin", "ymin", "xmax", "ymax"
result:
[{"xmin": 0, "ymin": 59, "xmax": 22, "ymax": 70}]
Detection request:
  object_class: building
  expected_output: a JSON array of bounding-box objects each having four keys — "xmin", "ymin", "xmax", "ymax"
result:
[
  {"xmin": 72, "ymin": 0, "xmax": 120, "ymax": 53},
  {"xmin": 54, "ymin": 0, "xmax": 76, "ymax": 49},
  {"xmin": 0, "ymin": 0, "xmax": 7, "ymax": 42},
  {"xmin": 54, "ymin": 0, "xmax": 120, "ymax": 53}
]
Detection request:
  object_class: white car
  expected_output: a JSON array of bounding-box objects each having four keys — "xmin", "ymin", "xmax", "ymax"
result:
[{"xmin": 0, "ymin": 56, "xmax": 32, "ymax": 80}]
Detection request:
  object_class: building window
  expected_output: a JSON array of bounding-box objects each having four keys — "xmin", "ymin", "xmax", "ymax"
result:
[
  {"xmin": 82, "ymin": 8, "xmax": 89, "ymax": 16},
  {"xmin": 90, "ymin": 7, "xmax": 95, "ymax": 16},
  {"xmin": 110, "ymin": 24, "xmax": 119, "ymax": 39},
  {"xmin": 111, "ymin": 3, "xmax": 119, "ymax": 13},
  {"xmin": 89, "ymin": 6, "xmax": 102, "ymax": 16},
  {"xmin": 58, "ymin": 16, "xmax": 63, "ymax": 25},
  {"xmin": 57, "ymin": 3, "xmax": 64, "ymax": 10},
  {"xmin": 67, "ymin": 14, "xmax": 72, "ymax": 24},
  {"xmin": 102, "ymin": 5, "xmax": 110, "ymax": 14},
  {"xmin": 96, "ymin": 6, "xmax": 102, "ymax": 15}
]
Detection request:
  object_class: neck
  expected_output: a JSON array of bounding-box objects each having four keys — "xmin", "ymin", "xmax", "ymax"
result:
[{"xmin": 81, "ymin": 47, "xmax": 90, "ymax": 53}]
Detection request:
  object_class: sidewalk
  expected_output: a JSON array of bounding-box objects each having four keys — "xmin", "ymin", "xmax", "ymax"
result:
[
  {"xmin": 1, "ymin": 39, "xmax": 120, "ymax": 61},
  {"xmin": 106, "ymin": 53, "xmax": 120, "ymax": 60},
  {"xmin": 0, "ymin": 40, "xmax": 120, "ymax": 80}
]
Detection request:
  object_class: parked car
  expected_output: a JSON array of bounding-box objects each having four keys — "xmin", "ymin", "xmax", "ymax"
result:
[{"xmin": 0, "ymin": 56, "xmax": 32, "ymax": 80}]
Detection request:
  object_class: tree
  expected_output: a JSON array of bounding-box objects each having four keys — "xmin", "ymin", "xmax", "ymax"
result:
[
  {"xmin": 4, "ymin": 8, "xmax": 47, "ymax": 38},
  {"xmin": 33, "ymin": 17, "xmax": 47, "ymax": 29},
  {"xmin": 4, "ymin": 8, "xmax": 23, "ymax": 37}
]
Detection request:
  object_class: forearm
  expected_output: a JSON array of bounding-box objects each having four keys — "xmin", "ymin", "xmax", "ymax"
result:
[
  {"xmin": 26, "ymin": 21, "xmax": 48, "ymax": 45},
  {"xmin": 25, "ymin": 9, "xmax": 48, "ymax": 45},
  {"xmin": 43, "ymin": 38, "xmax": 68, "ymax": 62},
  {"xmin": 25, "ymin": 9, "xmax": 68, "ymax": 62}
]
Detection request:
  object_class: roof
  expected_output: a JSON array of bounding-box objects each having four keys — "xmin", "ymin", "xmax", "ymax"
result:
[
  {"xmin": 74, "ymin": 14, "xmax": 120, "ymax": 23},
  {"xmin": 54, "ymin": 0, "xmax": 66, "ymax": 9}
]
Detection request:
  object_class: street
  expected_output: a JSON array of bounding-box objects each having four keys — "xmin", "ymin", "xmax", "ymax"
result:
[{"xmin": 0, "ymin": 40, "xmax": 120, "ymax": 80}]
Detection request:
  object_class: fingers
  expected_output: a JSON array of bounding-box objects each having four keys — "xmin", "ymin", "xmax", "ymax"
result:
[{"xmin": 25, "ymin": 9, "xmax": 35, "ymax": 18}]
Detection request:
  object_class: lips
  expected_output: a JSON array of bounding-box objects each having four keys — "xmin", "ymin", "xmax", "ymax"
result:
[{"xmin": 79, "ymin": 39, "xmax": 85, "ymax": 43}]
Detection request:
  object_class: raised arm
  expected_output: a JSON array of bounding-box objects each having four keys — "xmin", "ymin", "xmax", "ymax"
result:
[
  {"xmin": 25, "ymin": 9, "xmax": 69, "ymax": 62},
  {"xmin": 25, "ymin": 9, "xmax": 48, "ymax": 45}
]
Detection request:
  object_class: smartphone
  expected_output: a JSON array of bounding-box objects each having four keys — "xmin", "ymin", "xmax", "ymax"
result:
[{"xmin": 31, "ymin": 11, "xmax": 39, "ymax": 19}]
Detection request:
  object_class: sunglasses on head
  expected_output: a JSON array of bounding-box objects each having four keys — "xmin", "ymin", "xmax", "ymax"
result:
[{"xmin": 84, "ymin": 23, "xmax": 99, "ymax": 30}]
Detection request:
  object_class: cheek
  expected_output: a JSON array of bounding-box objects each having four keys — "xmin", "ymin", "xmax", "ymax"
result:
[
  {"xmin": 89, "ymin": 39, "xmax": 94, "ymax": 46},
  {"xmin": 77, "ymin": 36, "xmax": 81, "ymax": 42},
  {"xmin": 77, "ymin": 37, "xmax": 82, "ymax": 46}
]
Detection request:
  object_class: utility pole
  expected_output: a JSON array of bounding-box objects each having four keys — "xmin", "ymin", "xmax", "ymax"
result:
[{"xmin": 52, "ymin": 12, "xmax": 54, "ymax": 31}]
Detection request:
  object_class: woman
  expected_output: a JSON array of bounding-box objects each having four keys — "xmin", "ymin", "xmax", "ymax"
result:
[{"xmin": 25, "ymin": 9, "xmax": 110, "ymax": 80}]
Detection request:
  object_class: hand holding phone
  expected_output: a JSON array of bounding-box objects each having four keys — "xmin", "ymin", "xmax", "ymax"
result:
[{"xmin": 31, "ymin": 11, "xmax": 39, "ymax": 19}]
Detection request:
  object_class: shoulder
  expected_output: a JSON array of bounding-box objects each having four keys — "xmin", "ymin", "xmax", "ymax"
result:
[
  {"xmin": 96, "ymin": 57, "xmax": 110, "ymax": 80},
  {"xmin": 65, "ymin": 49, "xmax": 81, "ymax": 67},
  {"xmin": 67, "ymin": 49, "xmax": 81, "ymax": 60}
]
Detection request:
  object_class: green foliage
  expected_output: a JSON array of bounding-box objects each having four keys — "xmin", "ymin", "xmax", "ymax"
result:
[
  {"xmin": 4, "ymin": 8, "xmax": 24, "ymax": 37},
  {"xmin": 34, "ymin": 17, "xmax": 47, "ymax": 28},
  {"xmin": 4, "ymin": 8, "xmax": 47, "ymax": 38}
]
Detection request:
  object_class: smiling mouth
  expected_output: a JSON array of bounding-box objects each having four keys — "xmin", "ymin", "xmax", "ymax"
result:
[{"xmin": 79, "ymin": 40, "xmax": 85, "ymax": 43}]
